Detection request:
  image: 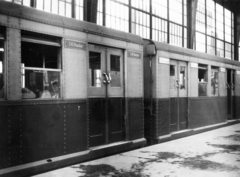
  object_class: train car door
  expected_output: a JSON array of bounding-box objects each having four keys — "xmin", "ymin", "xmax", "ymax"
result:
[
  {"xmin": 169, "ymin": 60, "xmax": 188, "ymax": 132},
  {"xmin": 88, "ymin": 44, "xmax": 125, "ymax": 147},
  {"xmin": 227, "ymin": 69, "xmax": 235, "ymax": 119}
]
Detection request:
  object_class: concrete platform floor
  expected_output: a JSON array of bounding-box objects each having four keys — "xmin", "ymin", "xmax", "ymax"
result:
[{"xmin": 35, "ymin": 123, "xmax": 240, "ymax": 177}]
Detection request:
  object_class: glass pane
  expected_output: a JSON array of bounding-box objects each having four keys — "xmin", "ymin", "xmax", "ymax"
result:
[
  {"xmin": 179, "ymin": 66, "xmax": 186, "ymax": 89},
  {"xmin": 66, "ymin": 3, "xmax": 72, "ymax": 17},
  {"xmin": 198, "ymin": 64, "xmax": 207, "ymax": 96},
  {"xmin": 23, "ymin": 70, "xmax": 61, "ymax": 99},
  {"xmin": 59, "ymin": 1, "xmax": 65, "ymax": 16},
  {"xmin": 36, "ymin": 0, "xmax": 44, "ymax": 10},
  {"xmin": 52, "ymin": 0, "xmax": 59, "ymax": 14},
  {"xmin": 0, "ymin": 40, "xmax": 4, "ymax": 99},
  {"xmin": 22, "ymin": 42, "xmax": 59, "ymax": 69},
  {"xmin": 89, "ymin": 52, "xmax": 102, "ymax": 88},
  {"xmin": 110, "ymin": 55, "xmax": 121, "ymax": 87},
  {"xmin": 170, "ymin": 65, "xmax": 176, "ymax": 89},
  {"xmin": 23, "ymin": 0, "xmax": 31, "ymax": 6},
  {"xmin": 44, "ymin": 0, "xmax": 51, "ymax": 12},
  {"xmin": 211, "ymin": 69, "xmax": 219, "ymax": 96}
]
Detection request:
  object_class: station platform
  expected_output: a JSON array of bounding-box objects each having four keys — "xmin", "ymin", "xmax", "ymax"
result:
[{"xmin": 34, "ymin": 121, "xmax": 240, "ymax": 177}]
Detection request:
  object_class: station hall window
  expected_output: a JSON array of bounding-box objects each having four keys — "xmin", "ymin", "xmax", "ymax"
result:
[
  {"xmin": 3, "ymin": 0, "xmax": 31, "ymax": 6},
  {"xmin": 211, "ymin": 67, "xmax": 219, "ymax": 96},
  {"xmin": 198, "ymin": 64, "xmax": 208, "ymax": 96},
  {"xmin": 36, "ymin": 0, "xmax": 72, "ymax": 18},
  {"xmin": 195, "ymin": 0, "xmax": 234, "ymax": 59},
  {"xmin": 21, "ymin": 31, "xmax": 62, "ymax": 99}
]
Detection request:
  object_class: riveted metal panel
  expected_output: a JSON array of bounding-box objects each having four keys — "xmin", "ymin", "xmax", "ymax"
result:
[
  {"xmin": 102, "ymin": 37, "xmax": 127, "ymax": 49},
  {"xmin": 234, "ymin": 96, "xmax": 240, "ymax": 119},
  {"xmin": 88, "ymin": 98, "xmax": 105, "ymax": 147},
  {"xmin": 179, "ymin": 97, "xmax": 188, "ymax": 130},
  {"xmin": 0, "ymin": 107, "xmax": 9, "ymax": 169},
  {"xmin": 169, "ymin": 52, "xmax": 184, "ymax": 61},
  {"xmin": 157, "ymin": 62, "xmax": 170, "ymax": 99},
  {"xmin": 128, "ymin": 98, "xmax": 144, "ymax": 140},
  {"xmin": 158, "ymin": 98, "xmax": 170, "ymax": 136},
  {"xmin": 21, "ymin": 104, "xmax": 64, "ymax": 164},
  {"xmin": 151, "ymin": 55, "xmax": 157, "ymax": 99},
  {"xmin": 64, "ymin": 29, "xmax": 87, "ymax": 41},
  {"xmin": 20, "ymin": 19, "xmax": 64, "ymax": 37},
  {"xmin": 8, "ymin": 16, "xmax": 20, "ymax": 29},
  {"xmin": 7, "ymin": 27, "xmax": 21, "ymax": 100},
  {"xmin": 0, "ymin": 100, "xmax": 87, "ymax": 168},
  {"xmin": 108, "ymin": 98, "xmax": 125, "ymax": 143},
  {"xmin": 235, "ymin": 72, "xmax": 240, "ymax": 96},
  {"xmin": 126, "ymin": 53, "xmax": 143, "ymax": 98},
  {"xmin": 170, "ymin": 98, "xmax": 178, "ymax": 132},
  {"xmin": 64, "ymin": 41, "xmax": 87, "ymax": 99},
  {"xmin": 65, "ymin": 103, "xmax": 88, "ymax": 153},
  {"xmin": 189, "ymin": 67, "xmax": 198, "ymax": 97},
  {"xmin": 0, "ymin": 14, "xmax": 8, "ymax": 26},
  {"xmin": 189, "ymin": 97, "xmax": 227, "ymax": 129}
]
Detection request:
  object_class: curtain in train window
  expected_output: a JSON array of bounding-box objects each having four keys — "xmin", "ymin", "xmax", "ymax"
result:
[
  {"xmin": 198, "ymin": 64, "xmax": 208, "ymax": 96},
  {"xmin": 211, "ymin": 67, "xmax": 219, "ymax": 96},
  {"xmin": 21, "ymin": 34, "xmax": 61, "ymax": 99},
  {"xmin": 0, "ymin": 39, "xmax": 4, "ymax": 99}
]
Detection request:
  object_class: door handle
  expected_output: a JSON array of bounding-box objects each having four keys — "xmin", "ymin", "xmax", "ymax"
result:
[
  {"xmin": 226, "ymin": 83, "xmax": 230, "ymax": 89},
  {"xmin": 103, "ymin": 72, "xmax": 111, "ymax": 84},
  {"xmin": 108, "ymin": 73, "xmax": 111, "ymax": 84},
  {"xmin": 103, "ymin": 72, "xmax": 109, "ymax": 84}
]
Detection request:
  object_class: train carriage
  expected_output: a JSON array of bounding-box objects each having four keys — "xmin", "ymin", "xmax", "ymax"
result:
[
  {"xmin": 0, "ymin": 2, "xmax": 145, "ymax": 176},
  {"xmin": 144, "ymin": 39, "xmax": 240, "ymax": 144}
]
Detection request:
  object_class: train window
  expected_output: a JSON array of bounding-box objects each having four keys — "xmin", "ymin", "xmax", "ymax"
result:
[
  {"xmin": 21, "ymin": 41, "xmax": 61, "ymax": 99},
  {"xmin": 170, "ymin": 65, "xmax": 176, "ymax": 89},
  {"xmin": 179, "ymin": 66, "xmax": 186, "ymax": 89},
  {"xmin": 0, "ymin": 39, "xmax": 4, "ymax": 99},
  {"xmin": 89, "ymin": 52, "xmax": 102, "ymax": 88},
  {"xmin": 198, "ymin": 64, "xmax": 208, "ymax": 96},
  {"xmin": 110, "ymin": 55, "xmax": 121, "ymax": 87},
  {"xmin": 211, "ymin": 67, "xmax": 219, "ymax": 96}
]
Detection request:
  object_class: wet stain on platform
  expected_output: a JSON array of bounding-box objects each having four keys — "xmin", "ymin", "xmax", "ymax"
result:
[
  {"xmin": 177, "ymin": 157, "xmax": 239, "ymax": 171},
  {"xmin": 208, "ymin": 144, "xmax": 240, "ymax": 151},
  {"xmin": 76, "ymin": 146, "xmax": 240, "ymax": 176},
  {"xmin": 156, "ymin": 152, "xmax": 181, "ymax": 160},
  {"xmin": 219, "ymin": 134, "xmax": 240, "ymax": 141},
  {"xmin": 77, "ymin": 164, "xmax": 149, "ymax": 177}
]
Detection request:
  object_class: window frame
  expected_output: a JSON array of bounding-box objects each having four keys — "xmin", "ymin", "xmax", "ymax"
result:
[
  {"xmin": 21, "ymin": 32, "xmax": 62, "ymax": 100},
  {"xmin": 198, "ymin": 64, "xmax": 208, "ymax": 97}
]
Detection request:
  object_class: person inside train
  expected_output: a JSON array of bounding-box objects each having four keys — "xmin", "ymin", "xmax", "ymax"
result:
[
  {"xmin": 40, "ymin": 84, "xmax": 51, "ymax": 98},
  {"xmin": 22, "ymin": 87, "xmax": 36, "ymax": 99},
  {"xmin": 51, "ymin": 79, "xmax": 59, "ymax": 98}
]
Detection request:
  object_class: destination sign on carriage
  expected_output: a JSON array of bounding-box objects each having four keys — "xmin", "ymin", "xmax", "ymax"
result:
[
  {"xmin": 65, "ymin": 39, "xmax": 86, "ymax": 50},
  {"xmin": 128, "ymin": 51, "xmax": 141, "ymax": 59},
  {"xmin": 158, "ymin": 57, "xmax": 169, "ymax": 64}
]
